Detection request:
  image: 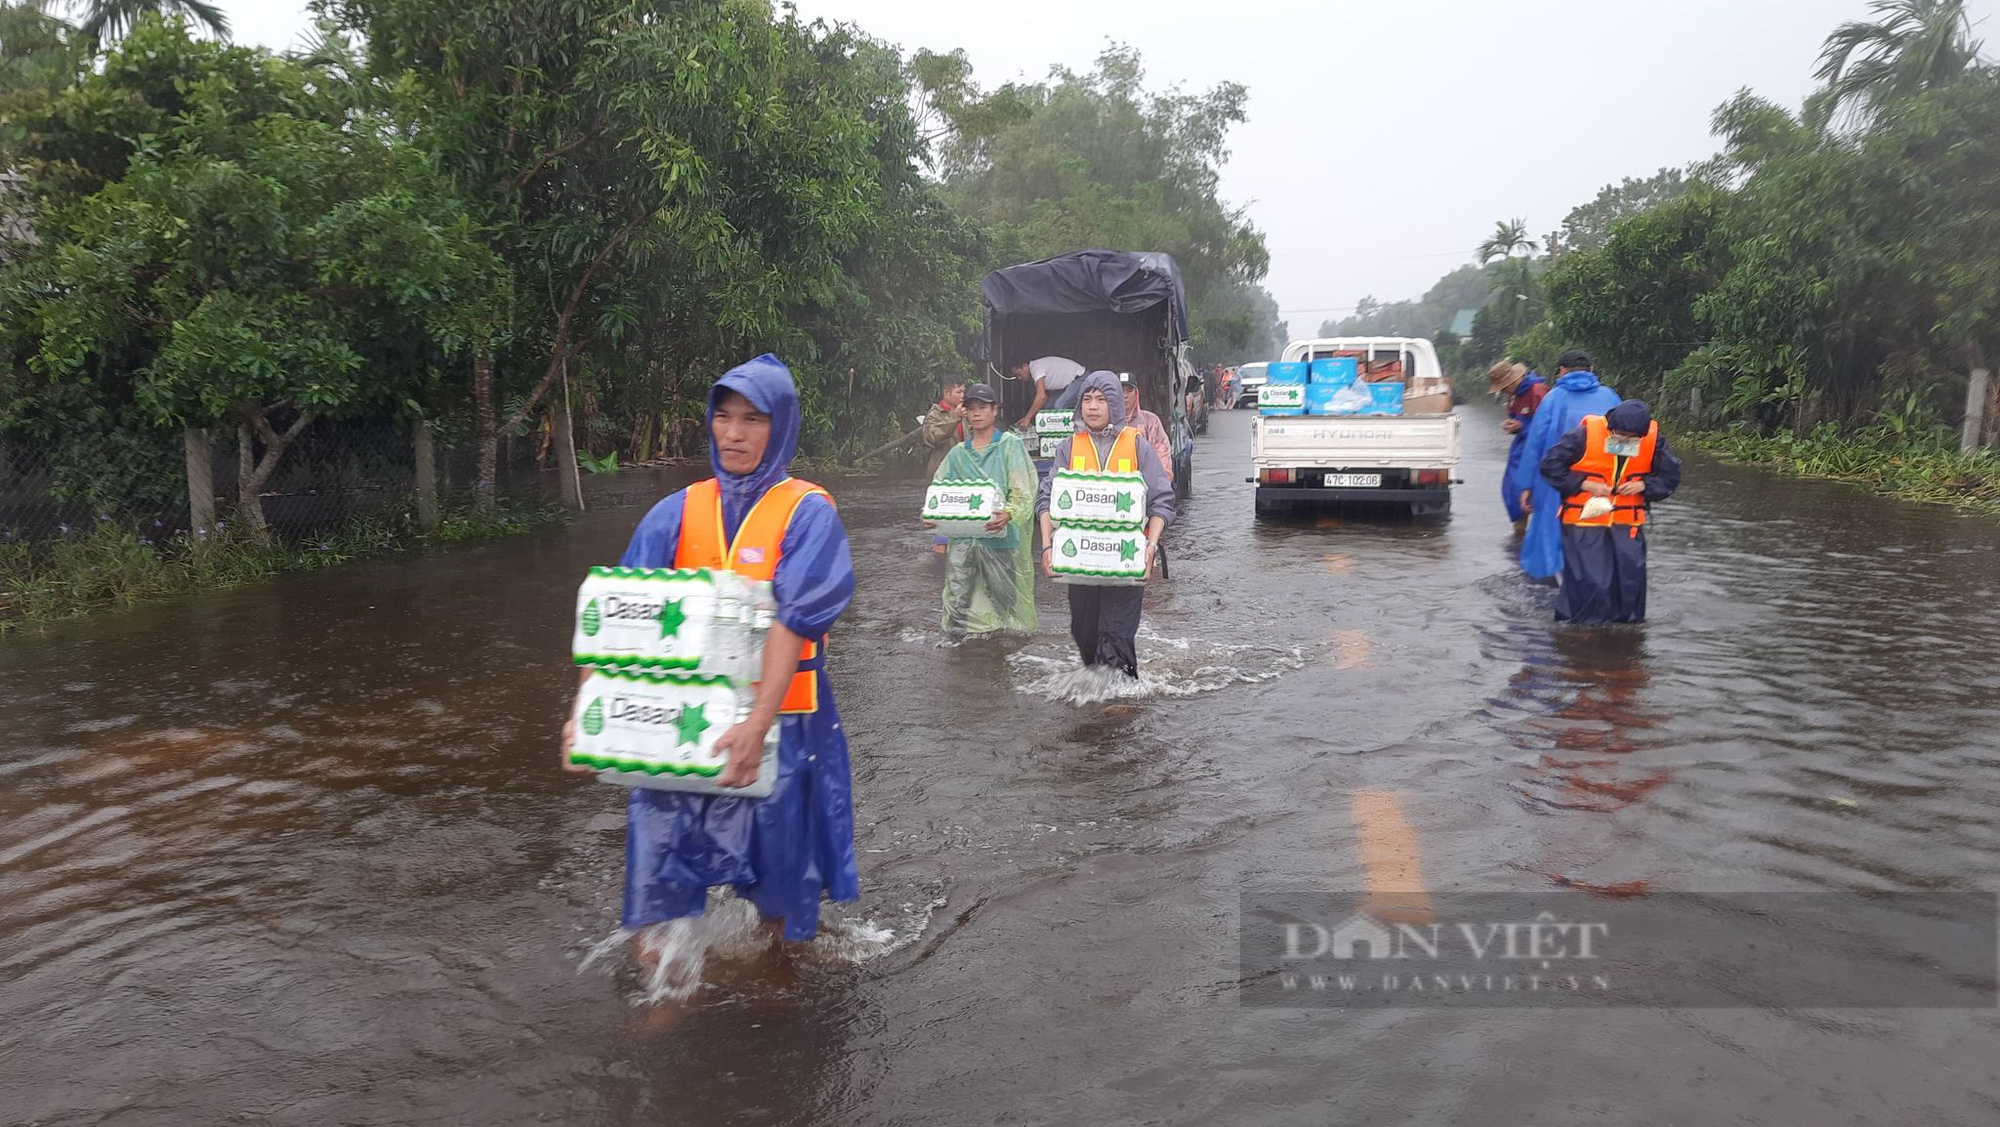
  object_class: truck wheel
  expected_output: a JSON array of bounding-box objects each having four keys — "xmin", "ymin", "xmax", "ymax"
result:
[
  {"xmin": 1408, "ymin": 500, "xmax": 1451, "ymax": 518},
  {"xmin": 1254, "ymin": 497, "xmax": 1286, "ymax": 520}
]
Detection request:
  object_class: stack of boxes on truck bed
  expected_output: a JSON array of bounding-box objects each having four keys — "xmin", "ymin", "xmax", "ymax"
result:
[
  {"xmin": 1259, "ymin": 358, "xmax": 1404, "ymax": 416},
  {"xmin": 1257, "ymin": 354, "xmax": 1452, "ymax": 417}
]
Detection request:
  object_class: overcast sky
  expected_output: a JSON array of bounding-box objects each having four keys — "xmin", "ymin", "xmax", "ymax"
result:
[{"xmin": 219, "ymin": 0, "xmax": 1997, "ymax": 345}]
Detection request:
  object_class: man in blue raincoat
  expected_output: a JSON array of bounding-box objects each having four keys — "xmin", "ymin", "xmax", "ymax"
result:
[
  {"xmin": 563, "ymin": 354, "xmax": 859, "ymax": 947},
  {"xmin": 1510, "ymin": 350, "xmax": 1621, "ymax": 580}
]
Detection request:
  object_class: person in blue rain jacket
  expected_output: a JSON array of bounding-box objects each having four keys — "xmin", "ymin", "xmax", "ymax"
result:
[
  {"xmin": 564, "ymin": 354, "xmax": 859, "ymax": 946},
  {"xmin": 1510, "ymin": 350, "xmax": 1621, "ymax": 581}
]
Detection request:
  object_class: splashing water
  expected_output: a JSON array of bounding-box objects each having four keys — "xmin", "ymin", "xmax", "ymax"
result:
[
  {"xmin": 577, "ymin": 888, "xmax": 945, "ymax": 1004},
  {"xmin": 1008, "ymin": 625, "xmax": 1303, "ymax": 704}
]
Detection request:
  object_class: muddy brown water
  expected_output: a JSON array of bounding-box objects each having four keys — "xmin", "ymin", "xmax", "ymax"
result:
[{"xmin": 4, "ymin": 407, "xmax": 1999, "ymax": 1125}]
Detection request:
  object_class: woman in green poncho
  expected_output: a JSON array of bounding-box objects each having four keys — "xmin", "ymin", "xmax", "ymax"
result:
[{"xmin": 926, "ymin": 382, "xmax": 1039, "ymax": 640}]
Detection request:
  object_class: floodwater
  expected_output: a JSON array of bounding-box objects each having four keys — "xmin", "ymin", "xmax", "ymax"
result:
[{"xmin": 4, "ymin": 405, "xmax": 1999, "ymax": 1125}]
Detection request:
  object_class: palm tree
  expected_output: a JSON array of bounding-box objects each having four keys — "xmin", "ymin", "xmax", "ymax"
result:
[
  {"xmin": 1477, "ymin": 218, "xmax": 1537, "ymax": 265},
  {"xmin": 1814, "ymin": 0, "xmax": 1986, "ymax": 127},
  {"xmin": 1478, "ymin": 218, "xmax": 1540, "ymax": 332},
  {"xmin": 68, "ymin": 0, "xmax": 228, "ymax": 45}
]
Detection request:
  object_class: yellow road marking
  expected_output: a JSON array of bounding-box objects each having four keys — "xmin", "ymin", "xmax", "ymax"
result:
[{"xmin": 1352, "ymin": 790, "xmax": 1434, "ymax": 925}]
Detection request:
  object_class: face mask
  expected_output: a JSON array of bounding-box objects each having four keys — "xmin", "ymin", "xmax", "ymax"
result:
[{"xmin": 1605, "ymin": 435, "xmax": 1643, "ymax": 458}]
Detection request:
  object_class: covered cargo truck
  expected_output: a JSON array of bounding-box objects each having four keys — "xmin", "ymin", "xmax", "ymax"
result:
[{"xmin": 981, "ymin": 250, "xmax": 1196, "ymax": 495}]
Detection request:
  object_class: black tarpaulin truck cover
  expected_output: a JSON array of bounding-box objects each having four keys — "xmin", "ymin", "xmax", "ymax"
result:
[{"xmin": 980, "ymin": 250, "xmax": 1190, "ymax": 355}]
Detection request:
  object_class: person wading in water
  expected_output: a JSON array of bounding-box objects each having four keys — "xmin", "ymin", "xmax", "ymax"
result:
[
  {"xmin": 563, "ymin": 354, "xmax": 860, "ymax": 962},
  {"xmin": 1035, "ymin": 370, "xmax": 1175, "ymax": 678}
]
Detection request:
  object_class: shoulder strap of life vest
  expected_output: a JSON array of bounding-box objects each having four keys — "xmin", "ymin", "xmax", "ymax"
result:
[
  {"xmin": 1068, "ymin": 427, "xmax": 1142, "ymax": 474},
  {"xmin": 672, "ymin": 477, "xmax": 833, "ymax": 713}
]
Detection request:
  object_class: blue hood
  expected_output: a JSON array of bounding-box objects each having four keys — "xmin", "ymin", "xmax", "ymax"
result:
[
  {"xmin": 1555, "ymin": 370, "xmax": 1604, "ymax": 393},
  {"xmin": 707, "ymin": 353, "xmax": 801, "ymax": 536},
  {"xmin": 1074, "ymin": 369, "xmax": 1127, "ymax": 434}
]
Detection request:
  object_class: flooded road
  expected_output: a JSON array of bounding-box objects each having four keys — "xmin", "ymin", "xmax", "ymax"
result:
[{"xmin": 4, "ymin": 405, "xmax": 1999, "ymax": 1125}]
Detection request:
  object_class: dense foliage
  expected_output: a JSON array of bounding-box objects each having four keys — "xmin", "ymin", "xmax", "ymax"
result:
[{"xmin": 0, "ymin": 2, "xmax": 1275, "ymax": 537}]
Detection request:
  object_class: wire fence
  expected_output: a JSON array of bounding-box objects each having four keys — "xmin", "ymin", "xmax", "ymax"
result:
[{"xmin": 0, "ymin": 417, "xmax": 548, "ymax": 546}]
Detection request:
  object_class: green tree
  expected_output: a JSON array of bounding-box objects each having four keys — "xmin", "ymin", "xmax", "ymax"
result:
[
  {"xmin": 920, "ymin": 43, "xmax": 1271, "ymax": 355},
  {"xmin": 1543, "ymin": 188, "xmax": 1731, "ymax": 397},
  {"xmin": 1, "ymin": 18, "xmax": 499, "ymax": 530},
  {"xmin": 1478, "ymin": 218, "xmax": 1541, "ymax": 336},
  {"xmin": 0, "ymin": 2, "xmax": 85, "ymax": 97},
  {"xmin": 1553, "ymin": 167, "xmax": 1699, "ymax": 254},
  {"xmin": 1814, "ymin": 0, "xmax": 1985, "ymax": 128},
  {"xmin": 68, "ymin": 0, "xmax": 228, "ymax": 43},
  {"xmin": 331, "ymin": 0, "xmax": 968, "ymax": 490}
]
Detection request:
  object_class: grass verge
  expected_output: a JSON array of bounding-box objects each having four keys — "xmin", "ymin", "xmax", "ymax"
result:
[
  {"xmin": 0, "ymin": 500, "xmax": 565, "ymax": 635},
  {"xmin": 1681, "ymin": 426, "xmax": 2000, "ymax": 517}
]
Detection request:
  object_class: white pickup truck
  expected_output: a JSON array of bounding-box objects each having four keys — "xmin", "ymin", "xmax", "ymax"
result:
[{"xmin": 1250, "ymin": 336, "xmax": 1460, "ymax": 517}]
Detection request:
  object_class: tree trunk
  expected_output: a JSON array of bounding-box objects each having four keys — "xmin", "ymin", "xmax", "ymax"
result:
[
  {"xmin": 473, "ymin": 345, "xmax": 497, "ymax": 512},
  {"xmin": 234, "ymin": 405, "xmax": 318, "ymax": 537},
  {"xmin": 550, "ymin": 393, "xmax": 585, "ymax": 511},
  {"xmin": 237, "ymin": 421, "xmax": 263, "ymax": 533},
  {"xmin": 183, "ymin": 425, "xmax": 214, "ymax": 534},
  {"xmin": 413, "ymin": 417, "xmax": 440, "ymax": 532}
]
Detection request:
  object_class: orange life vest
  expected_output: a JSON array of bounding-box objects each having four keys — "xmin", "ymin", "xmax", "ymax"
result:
[
  {"xmin": 1068, "ymin": 426, "xmax": 1142, "ymax": 474},
  {"xmin": 1561, "ymin": 415, "xmax": 1658, "ymax": 529},
  {"xmin": 674, "ymin": 476, "xmax": 831, "ymax": 713}
]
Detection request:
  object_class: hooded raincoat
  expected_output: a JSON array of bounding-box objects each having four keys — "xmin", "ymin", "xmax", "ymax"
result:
[
  {"xmin": 1501, "ymin": 372, "xmax": 1547, "ymax": 523},
  {"xmin": 1510, "ymin": 370, "xmax": 1621, "ymax": 580},
  {"xmin": 1035, "ymin": 370, "xmax": 1176, "ymax": 676},
  {"xmin": 613, "ymin": 355, "xmax": 859, "ymax": 941},
  {"xmin": 934, "ymin": 427, "xmax": 1039, "ymax": 637},
  {"xmin": 1035, "ymin": 370, "xmax": 1176, "ymax": 522}
]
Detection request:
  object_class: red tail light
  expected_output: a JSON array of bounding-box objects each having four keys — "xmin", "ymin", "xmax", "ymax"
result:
[
  {"xmin": 1414, "ymin": 469, "xmax": 1446, "ymax": 486},
  {"xmin": 1259, "ymin": 468, "xmax": 1294, "ymax": 484}
]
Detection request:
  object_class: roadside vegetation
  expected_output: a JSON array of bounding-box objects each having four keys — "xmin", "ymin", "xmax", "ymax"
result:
[
  {"xmin": 0, "ymin": 0, "xmax": 1281, "ymax": 628},
  {"xmin": 1343, "ymin": 1, "xmax": 2000, "ymax": 514}
]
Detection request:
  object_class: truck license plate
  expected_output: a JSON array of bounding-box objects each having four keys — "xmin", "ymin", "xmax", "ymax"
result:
[{"xmin": 1324, "ymin": 474, "xmax": 1381, "ymax": 488}]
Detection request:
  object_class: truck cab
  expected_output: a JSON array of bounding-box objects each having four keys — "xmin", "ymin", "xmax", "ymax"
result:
[{"xmin": 1250, "ymin": 337, "xmax": 1459, "ymax": 518}]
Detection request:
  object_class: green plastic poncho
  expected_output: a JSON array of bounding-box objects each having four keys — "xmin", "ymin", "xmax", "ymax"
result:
[{"xmin": 934, "ymin": 429, "xmax": 1039, "ymax": 638}]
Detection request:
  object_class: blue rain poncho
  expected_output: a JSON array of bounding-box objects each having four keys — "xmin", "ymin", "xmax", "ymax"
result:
[
  {"xmin": 1510, "ymin": 369, "xmax": 1621, "ymax": 580},
  {"xmin": 1501, "ymin": 372, "xmax": 1545, "ymax": 523},
  {"xmin": 934, "ymin": 429, "xmax": 1039, "ymax": 637},
  {"xmin": 613, "ymin": 354, "xmax": 859, "ymax": 942}
]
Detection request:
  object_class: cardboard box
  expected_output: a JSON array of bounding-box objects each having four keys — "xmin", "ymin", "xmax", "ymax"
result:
[
  {"xmin": 1049, "ymin": 524, "xmax": 1147, "ymax": 585},
  {"xmin": 567, "ymin": 669, "xmax": 776, "ymax": 798},
  {"xmin": 923, "ymin": 480, "xmax": 1005, "ymax": 538},
  {"xmin": 1403, "ymin": 391, "xmax": 1452, "ymax": 415},
  {"xmin": 1359, "ymin": 382, "xmax": 1405, "ymax": 415},
  {"xmin": 573, "ymin": 566, "xmax": 767, "ymax": 678},
  {"xmin": 1049, "ymin": 469, "xmax": 1147, "ymax": 529},
  {"xmin": 1265, "ymin": 361, "xmax": 1309, "ymax": 384},
  {"xmin": 1258, "ymin": 383, "xmax": 1307, "ymax": 415},
  {"xmin": 1309, "ymin": 357, "xmax": 1358, "ymax": 387}
]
